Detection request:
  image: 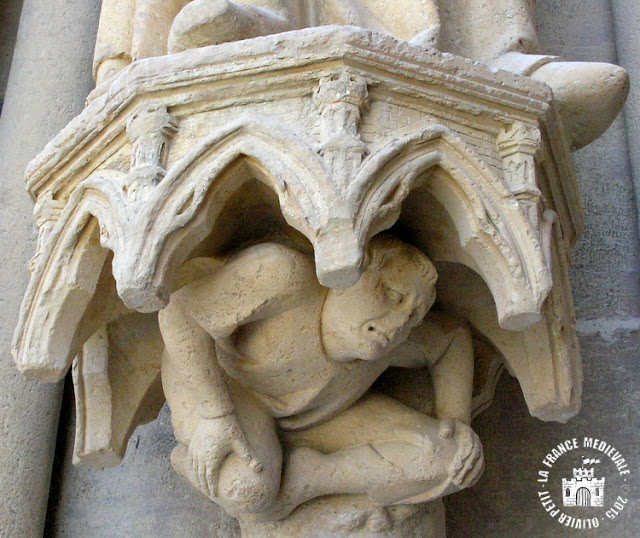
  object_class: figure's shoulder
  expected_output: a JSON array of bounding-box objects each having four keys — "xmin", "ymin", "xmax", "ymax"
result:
[
  {"xmin": 229, "ymin": 242, "xmax": 313, "ymax": 273},
  {"xmin": 168, "ymin": 243, "xmax": 318, "ymax": 318},
  {"xmin": 224, "ymin": 242, "xmax": 317, "ymax": 291}
]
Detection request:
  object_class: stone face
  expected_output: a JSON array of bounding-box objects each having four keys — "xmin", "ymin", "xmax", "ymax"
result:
[{"xmin": 9, "ymin": 1, "xmax": 632, "ymax": 536}]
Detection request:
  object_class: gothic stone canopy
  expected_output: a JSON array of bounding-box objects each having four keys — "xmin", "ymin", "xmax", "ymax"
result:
[{"xmin": 14, "ymin": 27, "xmax": 583, "ymax": 471}]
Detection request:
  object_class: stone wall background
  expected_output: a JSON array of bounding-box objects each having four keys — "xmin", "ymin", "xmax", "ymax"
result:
[
  {"xmin": 0, "ymin": 0, "xmax": 638, "ymax": 536},
  {"xmin": 0, "ymin": 1, "xmax": 101, "ymax": 536},
  {"xmin": 0, "ymin": 0, "xmax": 23, "ymax": 115},
  {"xmin": 447, "ymin": 1, "xmax": 640, "ymax": 535}
]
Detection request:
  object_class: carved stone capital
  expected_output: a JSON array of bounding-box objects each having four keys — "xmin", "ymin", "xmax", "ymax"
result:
[
  {"xmin": 497, "ymin": 122, "xmax": 544, "ymax": 229},
  {"xmin": 125, "ymin": 103, "xmax": 178, "ymax": 201},
  {"xmin": 11, "ymin": 25, "xmax": 617, "ymax": 536},
  {"xmin": 497, "ymin": 121, "xmax": 542, "ymax": 159},
  {"xmin": 313, "ymin": 70, "xmax": 369, "ymax": 113}
]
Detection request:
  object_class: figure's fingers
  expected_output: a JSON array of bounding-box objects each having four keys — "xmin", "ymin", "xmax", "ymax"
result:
[
  {"xmin": 196, "ymin": 454, "xmax": 210, "ymax": 497},
  {"xmin": 454, "ymin": 444, "xmax": 477, "ymax": 484},
  {"xmin": 467, "ymin": 443, "xmax": 485, "ymax": 485},
  {"xmin": 233, "ymin": 438, "xmax": 253, "ymax": 463},
  {"xmin": 466, "ymin": 451, "xmax": 485, "ymax": 486},
  {"xmin": 439, "ymin": 418, "xmax": 456, "ymax": 439},
  {"xmin": 187, "ymin": 446, "xmax": 204, "ymax": 492},
  {"xmin": 456, "ymin": 452, "xmax": 483, "ymax": 488},
  {"xmin": 205, "ymin": 462, "xmax": 220, "ymax": 497},
  {"xmin": 204, "ymin": 446, "xmax": 233, "ymax": 498},
  {"xmin": 448, "ymin": 428, "xmax": 475, "ymax": 479},
  {"xmin": 449, "ymin": 446, "xmax": 467, "ymax": 478},
  {"xmin": 449, "ymin": 455, "xmax": 462, "ymax": 478}
]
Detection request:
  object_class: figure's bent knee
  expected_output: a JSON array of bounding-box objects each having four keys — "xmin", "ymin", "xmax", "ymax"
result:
[
  {"xmin": 377, "ymin": 420, "xmax": 482, "ymax": 479},
  {"xmin": 365, "ymin": 420, "xmax": 483, "ymax": 505},
  {"xmin": 217, "ymin": 453, "xmax": 280, "ymax": 513},
  {"xmin": 168, "ymin": 0, "xmax": 291, "ymax": 53},
  {"xmin": 172, "ymin": 443, "xmax": 279, "ymax": 513}
]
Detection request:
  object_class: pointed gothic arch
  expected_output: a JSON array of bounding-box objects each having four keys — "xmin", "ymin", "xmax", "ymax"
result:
[{"xmin": 352, "ymin": 125, "xmax": 552, "ymax": 330}]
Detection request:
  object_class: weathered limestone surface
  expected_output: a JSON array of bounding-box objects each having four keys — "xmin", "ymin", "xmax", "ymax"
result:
[
  {"xmin": 2, "ymin": 3, "xmax": 637, "ymax": 536},
  {"xmin": 14, "ymin": 27, "xmax": 577, "ymax": 535},
  {"xmin": 446, "ymin": 0, "xmax": 640, "ymax": 534},
  {"xmin": 0, "ymin": 0, "xmax": 100, "ymax": 536},
  {"xmin": 610, "ymin": 0, "xmax": 640, "ymax": 225}
]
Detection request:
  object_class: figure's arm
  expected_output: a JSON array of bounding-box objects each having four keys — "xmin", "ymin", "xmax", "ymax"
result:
[
  {"xmin": 168, "ymin": 242, "xmax": 314, "ymax": 341},
  {"xmin": 390, "ymin": 312, "xmax": 474, "ymax": 425},
  {"xmin": 160, "ymin": 243, "xmax": 314, "ymax": 418},
  {"xmin": 160, "ymin": 299, "xmax": 234, "ymax": 420},
  {"xmin": 159, "ymin": 244, "xmax": 314, "ymax": 495}
]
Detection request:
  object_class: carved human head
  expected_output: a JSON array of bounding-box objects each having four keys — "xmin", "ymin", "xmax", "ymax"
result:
[{"xmin": 321, "ymin": 235, "xmax": 437, "ymax": 362}]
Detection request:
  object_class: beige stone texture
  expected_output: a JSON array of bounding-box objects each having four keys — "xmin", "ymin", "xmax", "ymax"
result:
[
  {"xmin": 21, "ymin": 1, "xmax": 636, "ymax": 535},
  {"xmin": 0, "ymin": 0, "xmax": 100, "ymax": 535},
  {"xmin": 6, "ymin": 0, "xmax": 633, "ymax": 535},
  {"xmin": 92, "ymin": 1, "xmax": 629, "ymax": 150},
  {"xmin": 159, "ymin": 239, "xmax": 481, "ymax": 526},
  {"xmin": 11, "ymin": 22, "xmax": 623, "ymax": 533}
]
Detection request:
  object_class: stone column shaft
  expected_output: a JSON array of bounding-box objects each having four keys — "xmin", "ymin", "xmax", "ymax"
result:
[
  {"xmin": 0, "ymin": 1, "xmax": 100, "ymax": 535},
  {"xmin": 610, "ymin": 0, "xmax": 640, "ymax": 231}
]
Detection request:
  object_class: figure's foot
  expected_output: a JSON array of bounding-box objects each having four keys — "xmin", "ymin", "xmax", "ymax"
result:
[
  {"xmin": 168, "ymin": 0, "xmax": 291, "ymax": 53},
  {"xmin": 489, "ymin": 52, "xmax": 629, "ymax": 150},
  {"xmin": 530, "ymin": 61, "xmax": 629, "ymax": 149}
]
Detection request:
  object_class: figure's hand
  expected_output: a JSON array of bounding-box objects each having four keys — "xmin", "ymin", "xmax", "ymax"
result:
[
  {"xmin": 188, "ymin": 413, "xmax": 262, "ymax": 499},
  {"xmin": 447, "ymin": 421, "xmax": 484, "ymax": 490}
]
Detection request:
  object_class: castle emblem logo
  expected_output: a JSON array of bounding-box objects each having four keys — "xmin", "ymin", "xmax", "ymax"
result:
[
  {"xmin": 562, "ymin": 458, "xmax": 604, "ymax": 507},
  {"xmin": 536, "ymin": 437, "xmax": 633, "ymax": 531}
]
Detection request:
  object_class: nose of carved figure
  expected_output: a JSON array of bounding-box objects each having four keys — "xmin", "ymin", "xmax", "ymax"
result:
[
  {"xmin": 367, "ymin": 310, "xmax": 414, "ymax": 346},
  {"xmin": 314, "ymin": 224, "xmax": 364, "ymax": 288}
]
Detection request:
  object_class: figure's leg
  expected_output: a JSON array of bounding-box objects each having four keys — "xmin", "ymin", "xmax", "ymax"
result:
[
  {"xmin": 262, "ymin": 392, "xmax": 483, "ymax": 521},
  {"xmin": 164, "ymin": 353, "xmax": 282, "ymax": 515},
  {"xmin": 438, "ymin": 0, "xmax": 628, "ymax": 150},
  {"xmin": 93, "ymin": 0, "xmax": 136, "ymax": 85},
  {"xmin": 168, "ymin": 0, "xmax": 294, "ymax": 53},
  {"xmin": 316, "ymin": 0, "xmax": 440, "ymax": 47},
  {"xmin": 528, "ymin": 60, "xmax": 629, "ymax": 150},
  {"xmin": 438, "ymin": 0, "xmax": 539, "ymax": 61}
]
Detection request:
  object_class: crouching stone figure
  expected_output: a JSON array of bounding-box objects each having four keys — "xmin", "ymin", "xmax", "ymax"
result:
[{"xmin": 158, "ymin": 235, "xmax": 483, "ymax": 522}]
